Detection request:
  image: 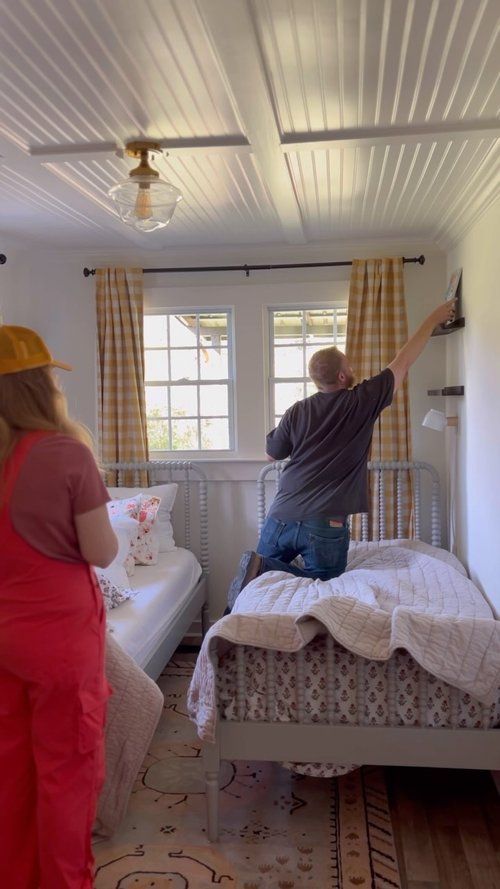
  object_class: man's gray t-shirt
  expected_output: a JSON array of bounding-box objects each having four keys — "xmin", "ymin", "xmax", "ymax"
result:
[{"xmin": 265, "ymin": 368, "xmax": 394, "ymax": 520}]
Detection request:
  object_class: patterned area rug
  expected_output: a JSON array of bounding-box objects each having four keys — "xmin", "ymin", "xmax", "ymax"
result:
[{"xmin": 93, "ymin": 653, "xmax": 402, "ymax": 889}]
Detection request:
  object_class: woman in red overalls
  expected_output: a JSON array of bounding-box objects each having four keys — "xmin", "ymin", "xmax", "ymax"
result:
[{"xmin": 0, "ymin": 325, "xmax": 118, "ymax": 888}]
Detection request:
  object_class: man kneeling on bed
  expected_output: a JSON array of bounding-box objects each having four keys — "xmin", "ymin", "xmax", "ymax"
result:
[{"xmin": 226, "ymin": 296, "xmax": 456, "ymax": 612}]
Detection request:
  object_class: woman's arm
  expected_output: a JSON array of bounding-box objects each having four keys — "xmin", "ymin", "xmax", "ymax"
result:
[{"xmin": 75, "ymin": 504, "xmax": 118, "ymax": 568}]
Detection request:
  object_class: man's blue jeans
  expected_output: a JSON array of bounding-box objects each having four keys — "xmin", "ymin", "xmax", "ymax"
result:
[{"xmin": 256, "ymin": 515, "xmax": 350, "ymax": 581}]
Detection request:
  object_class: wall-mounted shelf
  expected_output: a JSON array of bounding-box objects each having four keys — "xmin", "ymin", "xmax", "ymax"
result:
[
  {"xmin": 431, "ymin": 317, "xmax": 465, "ymax": 336},
  {"xmin": 427, "ymin": 386, "xmax": 464, "ymax": 396}
]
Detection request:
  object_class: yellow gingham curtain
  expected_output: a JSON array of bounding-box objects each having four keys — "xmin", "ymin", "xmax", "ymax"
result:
[
  {"xmin": 96, "ymin": 267, "xmax": 148, "ymax": 485},
  {"xmin": 347, "ymin": 258, "xmax": 413, "ymax": 540}
]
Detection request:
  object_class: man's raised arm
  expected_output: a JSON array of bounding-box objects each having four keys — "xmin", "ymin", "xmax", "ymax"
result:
[{"xmin": 388, "ymin": 297, "xmax": 456, "ymax": 393}]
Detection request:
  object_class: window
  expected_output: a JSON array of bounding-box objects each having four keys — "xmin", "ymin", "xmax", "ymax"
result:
[
  {"xmin": 269, "ymin": 305, "xmax": 347, "ymax": 426},
  {"xmin": 144, "ymin": 310, "xmax": 234, "ymax": 452}
]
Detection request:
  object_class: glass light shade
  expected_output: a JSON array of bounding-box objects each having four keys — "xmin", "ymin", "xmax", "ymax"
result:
[
  {"xmin": 109, "ymin": 174, "xmax": 182, "ymax": 232},
  {"xmin": 422, "ymin": 409, "xmax": 447, "ymax": 431}
]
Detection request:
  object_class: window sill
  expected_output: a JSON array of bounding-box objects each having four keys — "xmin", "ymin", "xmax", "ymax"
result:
[{"xmin": 147, "ymin": 454, "xmax": 270, "ymax": 481}]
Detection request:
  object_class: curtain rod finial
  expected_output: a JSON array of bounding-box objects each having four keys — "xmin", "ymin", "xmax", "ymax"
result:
[
  {"xmin": 83, "ymin": 267, "xmax": 96, "ymax": 277},
  {"xmin": 417, "ymin": 254, "xmax": 425, "ymax": 265}
]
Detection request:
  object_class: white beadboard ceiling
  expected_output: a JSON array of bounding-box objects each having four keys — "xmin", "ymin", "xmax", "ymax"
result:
[{"xmin": 0, "ymin": 0, "xmax": 498, "ymax": 251}]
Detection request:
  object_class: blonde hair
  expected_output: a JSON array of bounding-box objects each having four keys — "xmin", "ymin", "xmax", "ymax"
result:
[
  {"xmin": 0, "ymin": 366, "xmax": 93, "ymax": 466},
  {"xmin": 308, "ymin": 346, "xmax": 345, "ymax": 390}
]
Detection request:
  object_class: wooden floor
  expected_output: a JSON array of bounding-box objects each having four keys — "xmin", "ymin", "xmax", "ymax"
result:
[{"xmin": 387, "ymin": 768, "xmax": 500, "ymax": 889}]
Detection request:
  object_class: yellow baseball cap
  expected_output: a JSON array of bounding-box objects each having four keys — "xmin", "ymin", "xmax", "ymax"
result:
[{"xmin": 0, "ymin": 325, "xmax": 72, "ymax": 375}]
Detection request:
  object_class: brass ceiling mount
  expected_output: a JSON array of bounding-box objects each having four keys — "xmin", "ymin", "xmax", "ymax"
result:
[
  {"xmin": 124, "ymin": 139, "xmax": 162, "ymax": 157},
  {"xmin": 125, "ymin": 139, "xmax": 162, "ymax": 179},
  {"xmin": 109, "ymin": 138, "xmax": 182, "ymax": 231}
]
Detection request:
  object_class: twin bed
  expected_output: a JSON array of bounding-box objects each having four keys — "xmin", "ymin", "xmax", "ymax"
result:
[
  {"xmin": 187, "ymin": 460, "xmax": 500, "ymax": 842},
  {"xmin": 103, "ymin": 460, "xmax": 209, "ymax": 680},
  {"xmin": 94, "ymin": 461, "xmax": 209, "ymax": 836},
  {"xmin": 103, "ymin": 459, "xmax": 500, "ymax": 846}
]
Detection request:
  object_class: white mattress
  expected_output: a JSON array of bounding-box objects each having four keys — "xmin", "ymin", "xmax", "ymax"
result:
[{"xmin": 106, "ymin": 548, "xmax": 201, "ymax": 668}]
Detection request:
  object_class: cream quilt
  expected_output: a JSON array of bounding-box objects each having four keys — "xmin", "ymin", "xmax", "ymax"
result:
[
  {"xmin": 188, "ymin": 541, "xmax": 500, "ymax": 743},
  {"xmin": 93, "ymin": 633, "xmax": 164, "ymax": 837}
]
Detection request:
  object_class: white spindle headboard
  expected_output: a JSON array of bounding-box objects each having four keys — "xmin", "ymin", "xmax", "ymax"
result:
[
  {"xmin": 257, "ymin": 459, "xmax": 442, "ymax": 547},
  {"xmin": 103, "ymin": 460, "xmax": 209, "ymax": 576}
]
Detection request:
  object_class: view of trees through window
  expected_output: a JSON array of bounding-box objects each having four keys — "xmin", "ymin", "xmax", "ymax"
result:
[
  {"xmin": 145, "ymin": 305, "xmax": 347, "ymax": 452},
  {"xmin": 269, "ymin": 306, "xmax": 347, "ymax": 427},
  {"xmin": 144, "ymin": 311, "xmax": 232, "ymax": 451}
]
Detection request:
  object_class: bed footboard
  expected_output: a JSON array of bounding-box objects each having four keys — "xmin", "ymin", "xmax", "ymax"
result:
[{"xmin": 203, "ymin": 642, "xmax": 499, "ymax": 842}]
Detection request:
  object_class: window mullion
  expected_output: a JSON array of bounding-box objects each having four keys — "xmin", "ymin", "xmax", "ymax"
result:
[
  {"xmin": 269, "ymin": 310, "xmax": 275, "ymax": 425},
  {"xmin": 167, "ymin": 315, "xmax": 173, "ymax": 449},
  {"xmin": 196, "ymin": 314, "xmax": 201, "ymax": 449}
]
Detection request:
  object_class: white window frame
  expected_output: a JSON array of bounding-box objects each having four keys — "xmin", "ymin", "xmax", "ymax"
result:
[
  {"xmin": 144, "ymin": 306, "xmax": 236, "ymax": 456},
  {"xmin": 268, "ymin": 301, "xmax": 348, "ymax": 428}
]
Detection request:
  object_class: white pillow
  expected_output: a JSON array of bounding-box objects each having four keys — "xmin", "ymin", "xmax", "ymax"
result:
[
  {"xmin": 105, "ymin": 513, "xmax": 140, "ymax": 579},
  {"xmin": 106, "ymin": 484, "xmax": 177, "ymax": 552}
]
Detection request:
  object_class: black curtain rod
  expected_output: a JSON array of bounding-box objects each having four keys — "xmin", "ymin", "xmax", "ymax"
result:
[{"xmin": 83, "ymin": 254, "xmax": 425, "ymax": 278}]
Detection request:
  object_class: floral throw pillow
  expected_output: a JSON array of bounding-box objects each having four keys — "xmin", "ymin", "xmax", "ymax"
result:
[
  {"xmin": 106, "ymin": 484, "xmax": 177, "ymax": 552},
  {"xmin": 95, "ymin": 571, "xmax": 136, "ymax": 611},
  {"xmin": 107, "ymin": 494, "xmax": 161, "ymax": 566},
  {"xmin": 133, "ymin": 495, "xmax": 161, "ymax": 565}
]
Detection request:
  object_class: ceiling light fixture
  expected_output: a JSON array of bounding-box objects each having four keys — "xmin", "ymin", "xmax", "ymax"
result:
[{"xmin": 108, "ymin": 140, "xmax": 182, "ymax": 232}]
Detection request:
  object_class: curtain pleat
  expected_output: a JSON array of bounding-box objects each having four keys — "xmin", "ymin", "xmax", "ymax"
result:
[
  {"xmin": 96, "ymin": 267, "xmax": 148, "ymax": 485},
  {"xmin": 346, "ymin": 258, "xmax": 413, "ymax": 540}
]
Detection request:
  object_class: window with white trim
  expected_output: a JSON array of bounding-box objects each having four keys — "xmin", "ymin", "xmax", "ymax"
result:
[
  {"xmin": 144, "ymin": 310, "xmax": 234, "ymax": 452},
  {"xmin": 269, "ymin": 305, "xmax": 348, "ymax": 427}
]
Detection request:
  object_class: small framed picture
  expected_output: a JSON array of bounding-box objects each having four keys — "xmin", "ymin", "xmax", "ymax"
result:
[{"xmin": 442, "ymin": 268, "xmax": 462, "ymax": 328}]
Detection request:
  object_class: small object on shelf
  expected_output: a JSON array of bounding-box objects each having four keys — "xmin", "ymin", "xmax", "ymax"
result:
[
  {"xmin": 431, "ymin": 316, "xmax": 465, "ymax": 336},
  {"xmin": 427, "ymin": 386, "xmax": 464, "ymax": 396},
  {"xmin": 422, "ymin": 409, "xmax": 459, "ymax": 430},
  {"xmin": 441, "ymin": 268, "xmax": 462, "ymax": 328}
]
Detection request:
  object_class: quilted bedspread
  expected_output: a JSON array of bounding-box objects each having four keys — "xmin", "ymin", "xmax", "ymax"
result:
[
  {"xmin": 93, "ymin": 633, "xmax": 164, "ymax": 837},
  {"xmin": 187, "ymin": 540, "xmax": 500, "ymax": 743}
]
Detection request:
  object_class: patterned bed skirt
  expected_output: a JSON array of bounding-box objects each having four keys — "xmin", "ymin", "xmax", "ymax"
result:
[{"xmin": 217, "ymin": 634, "xmax": 500, "ymax": 777}]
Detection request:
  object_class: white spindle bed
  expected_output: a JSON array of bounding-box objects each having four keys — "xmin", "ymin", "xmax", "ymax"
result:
[
  {"xmin": 200, "ymin": 460, "xmax": 500, "ymax": 842},
  {"xmin": 104, "ymin": 460, "xmax": 209, "ymax": 679}
]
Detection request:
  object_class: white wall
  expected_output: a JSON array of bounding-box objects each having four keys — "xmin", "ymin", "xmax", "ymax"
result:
[
  {"xmin": 446, "ymin": 198, "xmax": 500, "ymax": 614},
  {"xmin": 1, "ymin": 251, "xmax": 98, "ymax": 431},
  {"xmin": 0, "ymin": 245, "xmax": 30, "ymax": 326},
  {"xmin": 2, "ymin": 240, "xmax": 447, "ymax": 617}
]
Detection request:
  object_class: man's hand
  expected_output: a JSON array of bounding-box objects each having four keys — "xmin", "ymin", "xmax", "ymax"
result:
[{"xmin": 430, "ymin": 297, "xmax": 457, "ymax": 329}]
